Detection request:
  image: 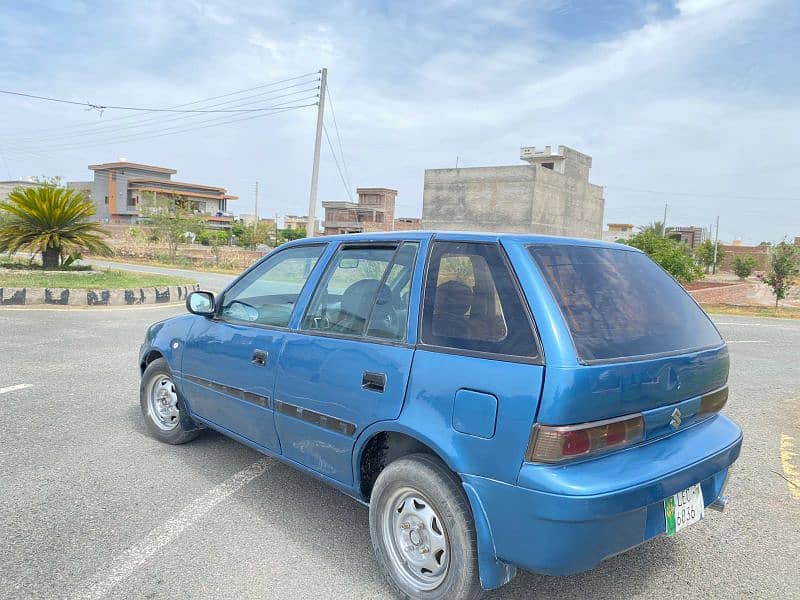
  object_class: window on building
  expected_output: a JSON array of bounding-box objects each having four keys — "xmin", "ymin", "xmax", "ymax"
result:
[
  {"xmin": 104, "ymin": 196, "xmax": 108, "ymax": 204},
  {"xmin": 421, "ymin": 241, "xmax": 538, "ymax": 358},
  {"xmin": 541, "ymin": 162, "xmax": 554, "ymax": 170}
]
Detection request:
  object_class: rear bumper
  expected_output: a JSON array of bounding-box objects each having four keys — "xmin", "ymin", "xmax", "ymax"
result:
[{"xmin": 463, "ymin": 413, "xmax": 742, "ymax": 577}]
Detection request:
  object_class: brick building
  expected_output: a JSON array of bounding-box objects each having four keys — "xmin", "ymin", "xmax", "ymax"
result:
[{"xmin": 322, "ymin": 188, "xmax": 420, "ymax": 235}]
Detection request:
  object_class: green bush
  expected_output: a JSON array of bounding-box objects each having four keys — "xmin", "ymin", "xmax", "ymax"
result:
[
  {"xmin": 624, "ymin": 231, "xmax": 704, "ymax": 282},
  {"xmin": 732, "ymin": 255, "xmax": 757, "ymax": 280}
]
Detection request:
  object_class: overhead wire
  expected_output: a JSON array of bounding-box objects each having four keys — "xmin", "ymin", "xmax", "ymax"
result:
[
  {"xmin": 3, "ymin": 71, "xmax": 320, "ymax": 138},
  {"xmin": 11, "ymin": 98, "xmax": 318, "ymax": 154},
  {"xmin": 325, "ymin": 86, "xmax": 354, "ymax": 198},
  {"xmin": 8, "ymin": 79, "xmax": 320, "ymax": 145},
  {"xmin": 0, "ymin": 81, "xmax": 319, "ymax": 113},
  {"xmin": 4, "ymin": 84, "xmax": 320, "ymax": 151},
  {"xmin": 323, "ymin": 122, "xmax": 353, "ymax": 202}
]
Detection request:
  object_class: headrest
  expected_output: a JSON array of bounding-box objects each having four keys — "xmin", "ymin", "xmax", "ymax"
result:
[
  {"xmin": 341, "ymin": 279, "xmax": 391, "ymax": 320},
  {"xmin": 434, "ymin": 280, "xmax": 472, "ymax": 316}
]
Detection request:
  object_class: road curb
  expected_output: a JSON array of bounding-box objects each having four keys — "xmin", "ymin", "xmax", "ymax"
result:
[{"xmin": 0, "ymin": 284, "xmax": 199, "ymax": 307}]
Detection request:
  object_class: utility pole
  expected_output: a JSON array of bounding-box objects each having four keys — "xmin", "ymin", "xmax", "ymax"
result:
[
  {"xmin": 306, "ymin": 67, "xmax": 327, "ymax": 238},
  {"xmin": 253, "ymin": 181, "xmax": 259, "ymax": 244},
  {"xmin": 712, "ymin": 215, "xmax": 720, "ymax": 274},
  {"xmin": 662, "ymin": 202, "xmax": 668, "ymax": 236}
]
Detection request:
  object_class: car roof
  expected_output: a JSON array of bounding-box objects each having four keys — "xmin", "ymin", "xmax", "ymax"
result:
[{"xmin": 283, "ymin": 230, "xmax": 637, "ymax": 251}]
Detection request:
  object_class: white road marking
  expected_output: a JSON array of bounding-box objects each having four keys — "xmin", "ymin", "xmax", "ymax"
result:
[
  {"xmin": 0, "ymin": 384, "xmax": 32, "ymax": 395},
  {"xmin": 71, "ymin": 458, "xmax": 272, "ymax": 600}
]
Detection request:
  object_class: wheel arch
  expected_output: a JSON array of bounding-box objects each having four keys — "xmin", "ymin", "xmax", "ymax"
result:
[{"xmin": 353, "ymin": 423, "xmax": 517, "ymax": 591}]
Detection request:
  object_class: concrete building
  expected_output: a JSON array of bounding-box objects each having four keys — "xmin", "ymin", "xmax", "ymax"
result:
[
  {"xmin": 283, "ymin": 215, "xmax": 320, "ymax": 233},
  {"xmin": 70, "ymin": 161, "xmax": 237, "ymax": 229},
  {"xmin": 422, "ymin": 145, "xmax": 604, "ymax": 238},
  {"xmin": 322, "ymin": 188, "xmax": 422, "ymax": 235},
  {"xmin": 0, "ymin": 180, "xmax": 46, "ymax": 202},
  {"xmin": 666, "ymin": 226, "xmax": 707, "ymax": 250},
  {"xmin": 602, "ymin": 223, "xmax": 635, "ymax": 242}
]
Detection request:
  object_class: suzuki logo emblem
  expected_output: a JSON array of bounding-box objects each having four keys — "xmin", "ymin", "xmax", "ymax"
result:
[{"xmin": 670, "ymin": 408, "xmax": 683, "ymax": 429}]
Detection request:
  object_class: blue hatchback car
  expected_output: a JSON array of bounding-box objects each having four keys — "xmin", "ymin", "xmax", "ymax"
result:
[{"xmin": 139, "ymin": 231, "xmax": 742, "ymax": 599}]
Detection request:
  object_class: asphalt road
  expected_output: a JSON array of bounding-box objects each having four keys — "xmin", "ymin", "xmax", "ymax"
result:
[
  {"xmin": 1, "ymin": 306, "xmax": 798, "ymax": 599},
  {"xmin": 80, "ymin": 258, "xmax": 236, "ymax": 293}
]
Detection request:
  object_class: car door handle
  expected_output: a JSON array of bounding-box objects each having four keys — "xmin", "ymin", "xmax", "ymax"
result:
[
  {"xmin": 362, "ymin": 371, "xmax": 386, "ymax": 393},
  {"xmin": 251, "ymin": 349, "xmax": 268, "ymax": 367}
]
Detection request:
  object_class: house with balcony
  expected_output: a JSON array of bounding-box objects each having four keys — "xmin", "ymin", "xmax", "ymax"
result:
[
  {"xmin": 322, "ymin": 188, "xmax": 400, "ymax": 235},
  {"xmin": 73, "ymin": 160, "xmax": 237, "ymax": 229}
]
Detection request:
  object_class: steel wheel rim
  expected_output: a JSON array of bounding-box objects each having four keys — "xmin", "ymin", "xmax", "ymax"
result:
[
  {"xmin": 382, "ymin": 486, "xmax": 450, "ymax": 592},
  {"xmin": 147, "ymin": 374, "xmax": 180, "ymax": 431}
]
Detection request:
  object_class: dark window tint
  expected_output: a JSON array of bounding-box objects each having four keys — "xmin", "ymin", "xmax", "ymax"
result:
[
  {"xmin": 220, "ymin": 244, "xmax": 324, "ymax": 327},
  {"xmin": 528, "ymin": 245, "xmax": 724, "ymax": 362},
  {"xmin": 421, "ymin": 242, "xmax": 538, "ymax": 358},
  {"xmin": 302, "ymin": 243, "xmax": 419, "ymax": 341}
]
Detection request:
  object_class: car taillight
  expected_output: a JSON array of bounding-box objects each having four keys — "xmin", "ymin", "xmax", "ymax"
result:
[
  {"xmin": 525, "ymin": 414, "xmax": 645, "ymax": 463},
  {"xmin": 699, "ymin": 386, "xmax": 728, "ymax": 414}
]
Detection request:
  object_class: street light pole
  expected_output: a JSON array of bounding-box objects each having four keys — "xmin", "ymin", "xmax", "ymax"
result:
[
  {"xmin": 306, "ymin": 67, "xmax": 327, "ymax": 238},
  {"xmin": 712, "ymin": 215, "xmax": 720, "ymax": 274}
]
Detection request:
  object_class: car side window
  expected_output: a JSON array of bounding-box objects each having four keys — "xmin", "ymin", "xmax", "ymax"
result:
[
  {"xmin": 220, "ymin": 244, "xmax": 325, "ymax": 327},
  {"xmin": 421, "ymin": 241, "xmax": 538, "ymax": 358},
  {"xmin": 301, "ymin": 242, "xmax": 419, "ymax": 341}
]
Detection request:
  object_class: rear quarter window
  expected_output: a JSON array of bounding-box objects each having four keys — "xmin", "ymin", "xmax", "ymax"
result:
[{"xmin": 528, "ymin": 245, "xmax": 723, "ymax": 362}]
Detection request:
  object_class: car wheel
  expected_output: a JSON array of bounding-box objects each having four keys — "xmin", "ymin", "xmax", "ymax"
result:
[
  {"xmin": 369, "ymin": 453, "xmax": 482, "ymax": 600},
  {"xmin": 140, "ymin": 358, "xmax": 200, "ymax": 445}
]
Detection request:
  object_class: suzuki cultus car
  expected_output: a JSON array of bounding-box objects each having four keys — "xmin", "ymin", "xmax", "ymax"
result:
[{"xmin": 139, "ymin": 232, "xmax": 742, "ymax": 599}]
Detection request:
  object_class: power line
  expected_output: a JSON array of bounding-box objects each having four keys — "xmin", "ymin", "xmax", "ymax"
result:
[
  {"xmin": 0, "ymin": 85, "xmax": 318, "ymax": 114},
  {"xmin": 323, "ymin": 122, "xmax": 353, "ymax": 202},
  {"xmin": 3, "ymin": 71, "xmax": 320, "ymax": 139},
  {"xmin": 325, "ymin": 86, "xmax": 353, "ymax": 197},
  {"xmin": 4, "ymin": 84, "xmax": 320, "ymax": 150},
  {"xmin": 10, "ymin": 99, "xmax": 318, "ymax": 155}
]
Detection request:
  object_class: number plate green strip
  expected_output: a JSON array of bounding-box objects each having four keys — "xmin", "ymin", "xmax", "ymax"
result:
[{"xmin": 665, "ymin": 496, "xmax": 677, "ymax": 536}]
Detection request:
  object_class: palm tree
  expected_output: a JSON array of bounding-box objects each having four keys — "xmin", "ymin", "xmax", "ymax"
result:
[{"xmin": 0, "ymin": 186, "xmax": 112, "ymax": 269}]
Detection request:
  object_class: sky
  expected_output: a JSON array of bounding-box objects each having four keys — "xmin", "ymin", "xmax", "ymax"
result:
[{"xmin": 0, "ymin": 0, "xmax": 798, "ymax": 244}]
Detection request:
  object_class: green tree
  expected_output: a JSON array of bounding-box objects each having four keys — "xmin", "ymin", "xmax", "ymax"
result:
[
  {"xmin": 278, "ymin": 228, "xmax": 306, "ymax": 244},
  {"xmin": 695, "ymin": 239, "xmax": 726, "ymax": 274},
  {"xmin": 764, "ymin": 242, "xmax": 799, "ymax": 307},
  {"xmin": 140, "ymin": 193, "xmax": 203, "ymax": 262},
  {"xmin": 640, "ymin": 221, "xmax": 666, "ymax": 236},
  {"xmin": 625, "ymin": 230, "xmax": 703, "ymax": 282},
  {"xmin": 732, "ymin": 255, "xmax": 757, "ymax": 280},
  {"xmin": 0, "ymin": 186, "xmax": 112, "ymax": 268}
]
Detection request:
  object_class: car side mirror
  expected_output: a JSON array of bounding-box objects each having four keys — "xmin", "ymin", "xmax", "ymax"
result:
[{"xmin": 186, "ymin": 291, "xmax": 215, "ymax": 316}]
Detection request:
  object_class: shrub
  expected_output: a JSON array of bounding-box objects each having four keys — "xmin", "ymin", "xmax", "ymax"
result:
[
  {"xmin": 732, "ymin": 255, "xmax": 757, "ymax": 280},
  {"xmin": 624, "ymin": 231, "xmax": 704, "ymax": 282}
]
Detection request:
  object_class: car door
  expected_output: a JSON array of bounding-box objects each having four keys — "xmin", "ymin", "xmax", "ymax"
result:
[
  {"xmin": 273, "ymin": 241, "xmax": 420, "ymax": 485},
  {"xmin": 404, "ymin": 239, "xmax": 546, "ymax": 485},
  {"xmin": 180, "ymin": 243, "xmax": 327, "ymax": 452}
]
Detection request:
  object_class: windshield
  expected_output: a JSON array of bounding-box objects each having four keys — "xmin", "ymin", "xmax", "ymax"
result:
[{"xmin": 529, "ymin": 245, "xmax": 723, "ymax": 362}]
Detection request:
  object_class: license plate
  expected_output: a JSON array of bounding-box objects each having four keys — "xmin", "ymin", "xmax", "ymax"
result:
[{"xmin": 665, "ymin": 483, "xmax": 704, "ymax": 535}]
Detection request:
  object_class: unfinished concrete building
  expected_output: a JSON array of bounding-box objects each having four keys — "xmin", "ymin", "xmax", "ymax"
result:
[{"xmin": 422, "ymin": 145, "xmax": 604, "ymax": 239}]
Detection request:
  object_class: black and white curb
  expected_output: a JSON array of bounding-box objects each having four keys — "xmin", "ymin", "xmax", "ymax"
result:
[{"xmin": 0, "ymin": 284, "xmax": 199, "ymax": 306}]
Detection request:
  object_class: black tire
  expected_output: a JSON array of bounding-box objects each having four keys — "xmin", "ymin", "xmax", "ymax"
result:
[
  {"xmin": 139, "ymin": 358, "xmax": 200, "ymax": 445},
  {"xmin": 369, "ymin": 453, "xmax": 483, "ymax": 600}
]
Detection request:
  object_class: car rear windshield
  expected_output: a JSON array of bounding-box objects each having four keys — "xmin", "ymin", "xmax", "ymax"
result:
[{"xmin": 528, "ymin": 245, "xmax": 723, "ymax": 362}]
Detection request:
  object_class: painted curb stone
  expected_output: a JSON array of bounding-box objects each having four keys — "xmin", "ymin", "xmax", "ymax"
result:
[{"xmin": 0, "ymin": 284, "xmax": 199, "ymax": 307}]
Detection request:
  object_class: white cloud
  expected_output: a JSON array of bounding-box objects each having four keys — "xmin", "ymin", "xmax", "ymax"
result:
[{"xmin": 0, "ymin": 0, "xmax": 796, "ymax": 242}]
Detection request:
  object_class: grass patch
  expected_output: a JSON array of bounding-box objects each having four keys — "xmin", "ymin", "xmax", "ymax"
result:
[
  {"xmin": 702, "ymin": 303, "xmax": 800, "ymax": 320},
  {"xmin": 95, "ymin": 255, "xmax": 245, "ymax": 275},
  {"xmin": 0, "ymin": 269, "xmax": 194, "ymax": 289}
]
